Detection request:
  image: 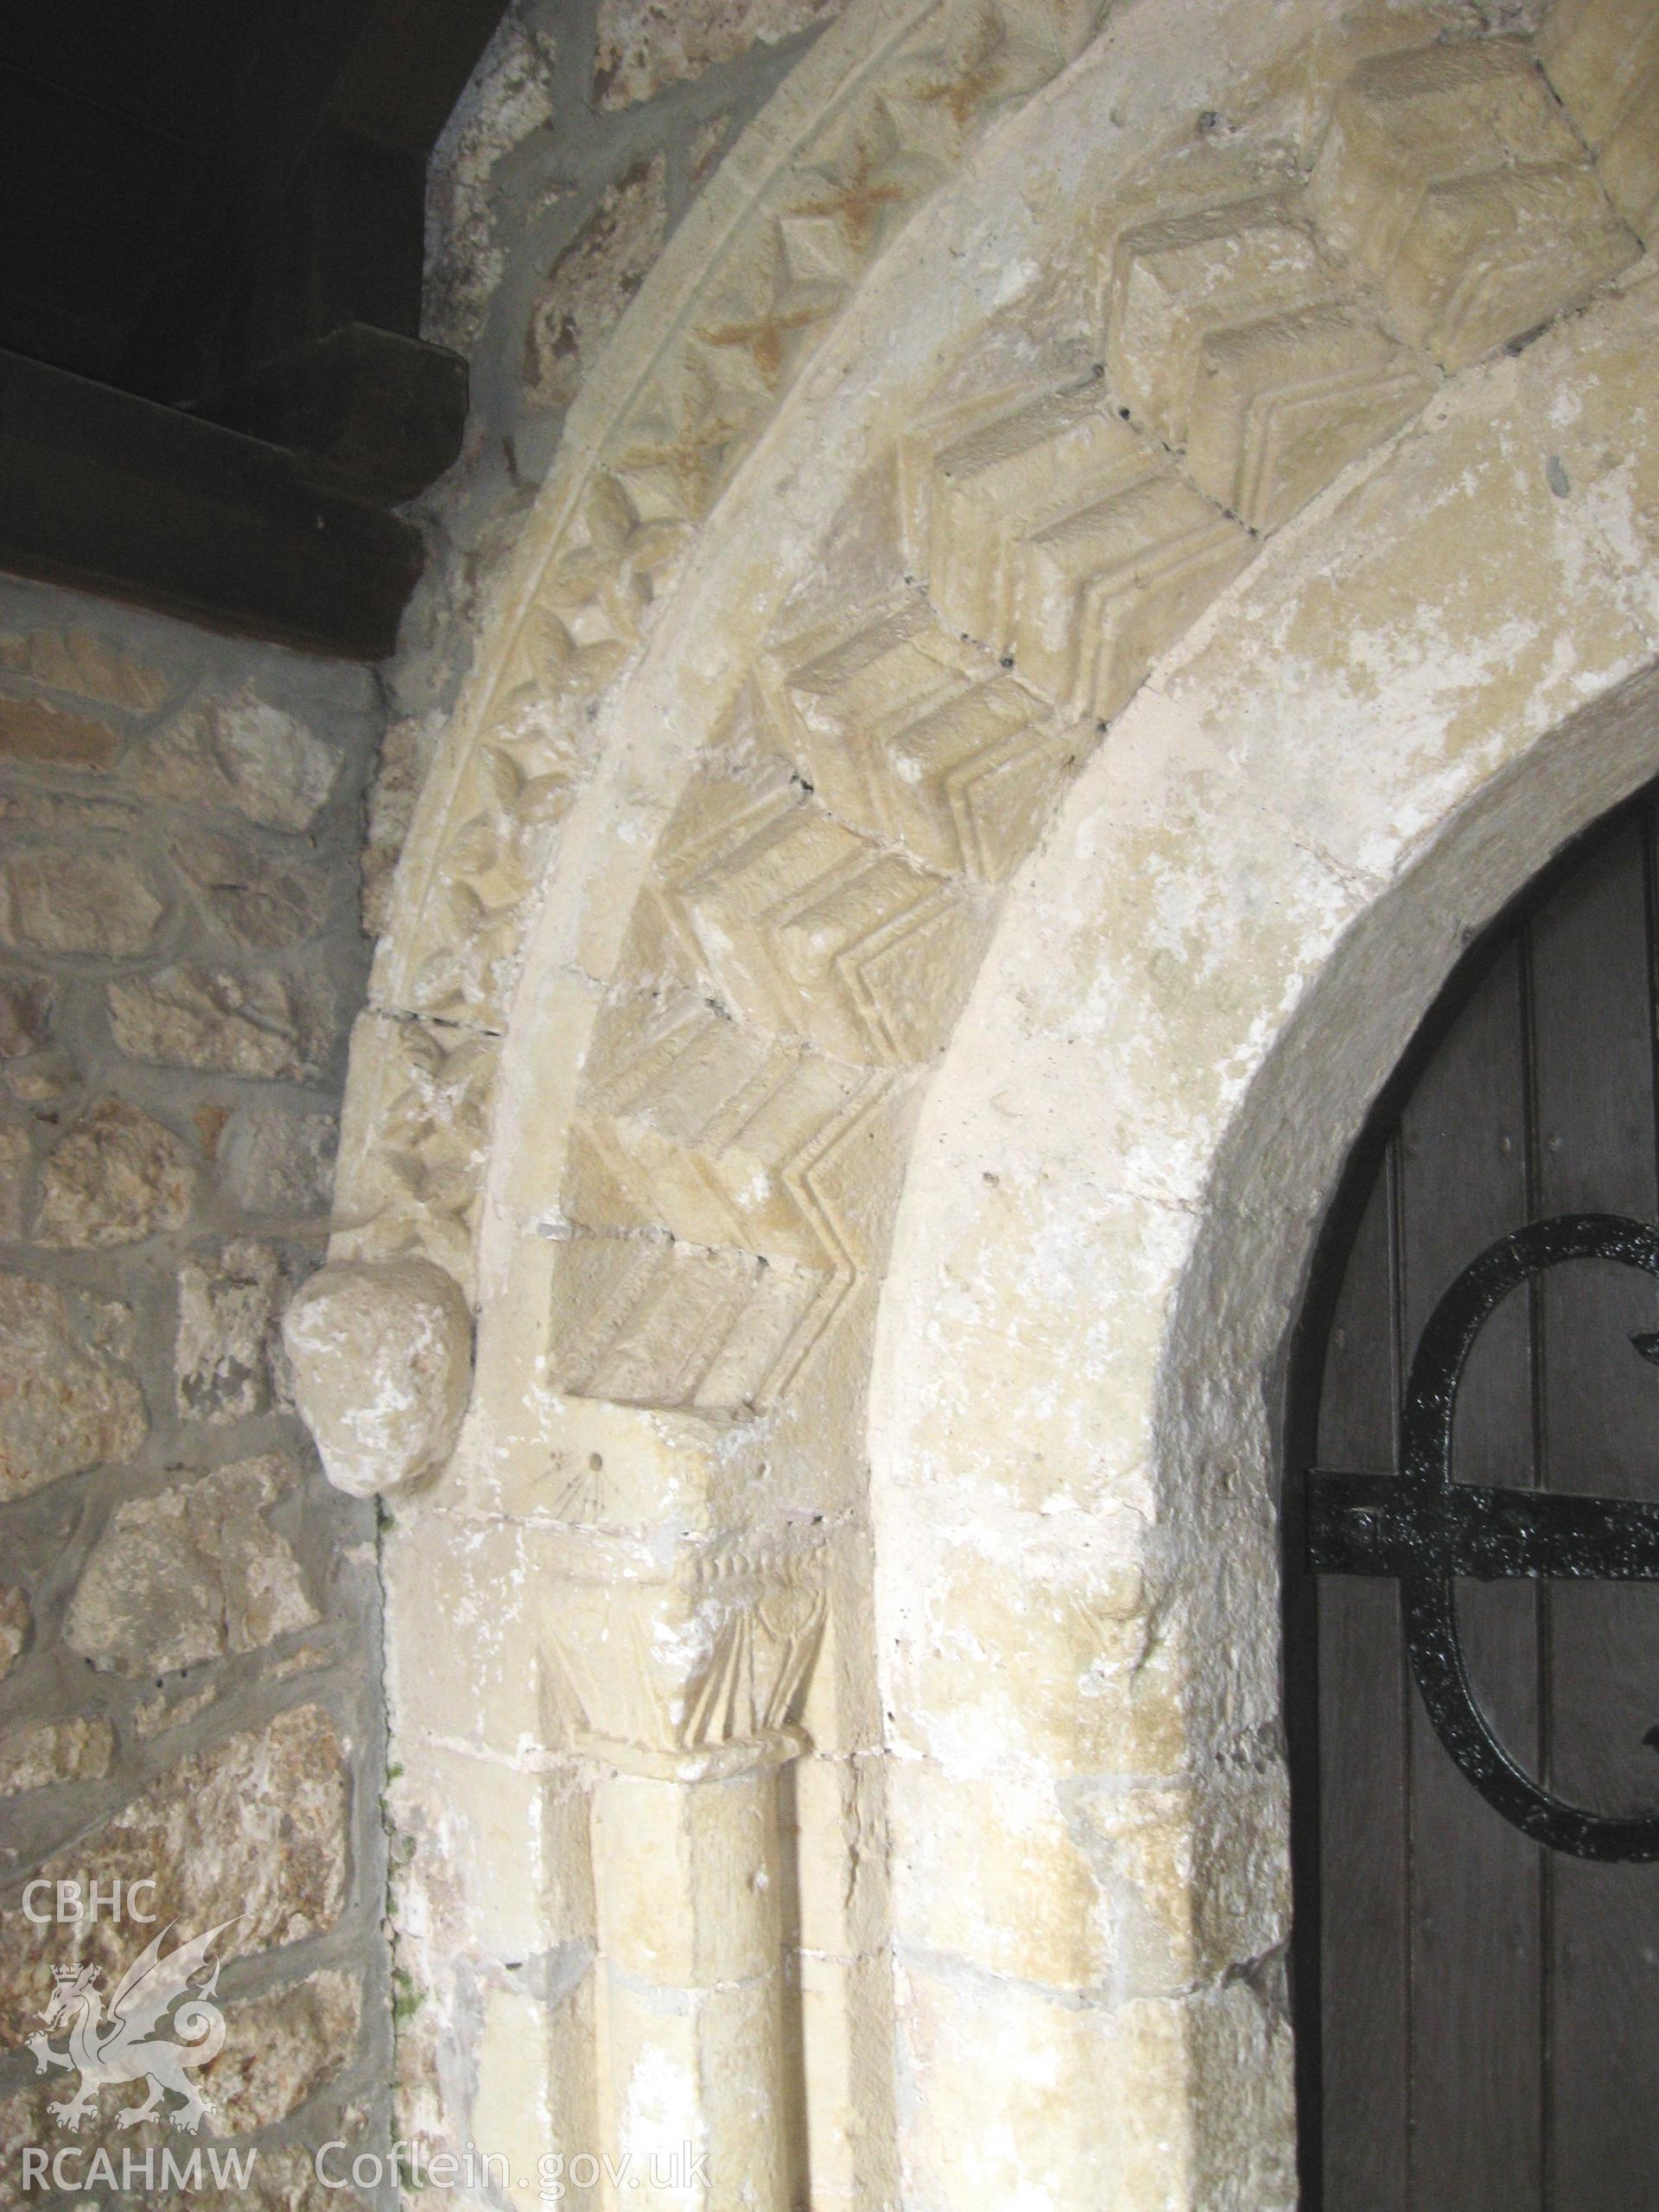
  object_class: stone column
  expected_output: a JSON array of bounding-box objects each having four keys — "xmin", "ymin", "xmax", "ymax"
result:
[{"xmin": 546, "ymin": 1539, "xmax": 825, "ymax": 2212}]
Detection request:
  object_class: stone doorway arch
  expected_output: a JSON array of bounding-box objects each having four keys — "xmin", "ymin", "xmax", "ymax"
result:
[{"xmin": 281, "ymin": 2, "xmax": 1659, "ymax": 2202}]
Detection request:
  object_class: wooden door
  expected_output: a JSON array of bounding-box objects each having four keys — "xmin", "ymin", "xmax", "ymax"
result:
[{"xmin": 1287, "ymin": 796, "xmax": 1659, "ymax": 2209}]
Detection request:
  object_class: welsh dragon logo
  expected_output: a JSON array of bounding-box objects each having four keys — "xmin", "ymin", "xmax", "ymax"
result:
[{"xmin": 26, "ymin": 1920, "xmax": 239, "ymax": 2134}]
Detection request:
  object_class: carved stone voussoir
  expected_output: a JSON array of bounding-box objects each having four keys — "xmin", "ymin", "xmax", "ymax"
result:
[
  {"xmin": 283, "ymin": 1256, "xmax": 474, "ymax": 1497},
  {"xmin": 545, "ymin": 1535, "xmax": 827, "ymax": 1779},
  {"xmin": 332, "ymin": 1011, "xmax": 501, "ymax": 1294}
]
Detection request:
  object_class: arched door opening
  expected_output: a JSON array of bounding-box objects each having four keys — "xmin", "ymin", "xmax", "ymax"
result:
[{"xmin": 1287, "ymin": 786, "xmax": 1659, "ymax": 2209}]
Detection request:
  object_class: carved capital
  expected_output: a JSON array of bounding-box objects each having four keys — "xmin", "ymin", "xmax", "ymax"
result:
[
  {"xmin": 283, "ymin": 1256, "xmax": 474, "ymax": 1497},
  {"xmin": 546, "ymin": 1537, "xmax": 826, "ymax": 1781}
]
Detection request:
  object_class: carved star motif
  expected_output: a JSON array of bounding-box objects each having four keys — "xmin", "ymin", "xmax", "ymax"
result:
[
  {"xmin": 790, "ymin": 142, "xmax": 918, "ymax": 255},
  {"xmin": 901, "ymin": 3, "xmax": 1055, "ymax": 141},
  {"xmin": 607, "ymin": 360, "xmax": 756, "ymax": 522}
]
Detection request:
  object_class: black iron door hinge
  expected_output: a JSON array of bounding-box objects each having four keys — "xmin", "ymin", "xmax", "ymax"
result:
[{"xmin": 1307, "ymin": 1213, "xmax": 1659, "ymax": 1861}]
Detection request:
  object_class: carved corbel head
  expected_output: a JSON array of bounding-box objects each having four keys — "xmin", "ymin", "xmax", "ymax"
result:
[{"xmin": 283, "ymin": 1255, "xmax": 474, "ymax": 1498}]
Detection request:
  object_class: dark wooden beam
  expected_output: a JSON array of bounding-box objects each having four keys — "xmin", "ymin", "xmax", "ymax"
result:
[
  {"xmin": 119, "ymin": 0, "xmax": 514, "ymax": 405},
  {"xmin": 191, "ymin": 324, "xmax": 468, "ymax": 505},
  {"xmin": 0, "ymin": 349, "xmax": 422, "ymax": 661}
]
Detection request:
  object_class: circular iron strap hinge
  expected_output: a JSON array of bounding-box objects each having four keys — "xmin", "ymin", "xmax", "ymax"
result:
[{"xmin": 1307, "ymin": 1213, "xmax": 1659, "ymax": 1862}]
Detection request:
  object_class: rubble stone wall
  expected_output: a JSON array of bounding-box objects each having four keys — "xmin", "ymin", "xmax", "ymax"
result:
[{"xmin": 0, "ymin": 575, "xmax": 386, "ymax": 2208}]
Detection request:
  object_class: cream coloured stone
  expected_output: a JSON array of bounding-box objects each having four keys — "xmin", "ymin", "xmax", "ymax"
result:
[
  {"xmin": 283, "ymin": 1256, "xmax": 474, "ymax": 1497},
  {"xmin": 393, "ymin": 1743, "xmax": 594, "ymax": 1958},
  {"xmin": 644, "ymin": 744, "xmax": 994, "ymax": 1071},
  {"xmin": 0, "ymin": 1582, "xmax": 28, "ymax": 1676},
  {"xmin": 593, "ymin": 1767, "xmax": 779, "ymax": 1985},
  {"xmin": 330, "ymin": 7, "xmax": 1659, "ymax": 2203},
  {"xmin": 888, "ymin": 1759, "xmax": 1109, "ymax": 1989},
  {"xmin": 789, "ymin": 1751, "xmax": 887, "ymax": 1958},
  {"xmin": 1541, "ymin": 0, "xmax": 1659, "ymax": 243},
  {"xmin": 471, "ymin": 1983, "xmax": 594, "ymax": 2212},
  {"xmin": 1309, "ymin": 35, "xmax": 1637, "ymax": 368},
  {"xmin": 795, "ymin": 1952, "xmax": 897, "ymax": 2204},
  {"xmin": 208, "ymin": 1969, "xmax": 360, "ymax": 2134},
  {"xmin": 135, "ymin": 690, "xmax": 341, "ymax": 830},
  {"xmin": 887, "ymin": 1514, "xmax": 1181, "ymax": 1781},
  {"xmin": 913, "ymin": 385, "xmax": 1255, "ymax": 721},
  {"xmin": 0, "ymin": 846, "xmax": 163, "ymax": 957},
  {"xmin": 222, "ymin": 1106, "xmax": 338, "ymax": 1215},
  {"xmin": 382, "ymin": 1510, "xmax": 543, "ymax": 1751},
  {"xmin": 1163, "ymin": 354, "xmax": 1656, "ymax": 885},
  {"xmin": 0, "ymin": 628, "xmax": 171, "ymax": 711},
  {"xmin": 35, "ymin": 1096, "xmax": 194, "ymax": 1249},
  {"xmin": 0, "ymin": 1122, "xmax": 28, "ymax": 1238},
  {"xmin": 0, "ymin": 1715, "xmax": 112, "ymax": 1795},
  {"xmin": 895, "ymin": 1963, "xmax": 1205, "ymax": 2212},
  {"xmin": 883, "ymin": 1171, "xmax": 1192, "ymax": 1516},
  {"xmin": 541, "ymin": 1536, "xmax": 827, "ymax": 1766},
  {"xmin": 1105, "ymin": 188, "xmax": 1434, "ymax": 530},
  {"xmin": 170, "ymin": 828, "xmax": 331, "ymax": 951},
  {"xmin": 601, "ymin": 1970, "xmax": 785, "ymax": 2211},
  {"xmin": 0, "ymin": 693, "xmax": 122, "ymax": 767},
  {"xmin": 0, "ymin": 973, "xmax": 51, "ymax": 1059},
  {"xmin": 573, "ymin": 993, "xmax": 913, "ymax": 1268},
  {"xmin": 175, "ymin": 1240, "xmax": 286, "ymax": 1421},
  {"xmin": 1516, "ymin": 274, "xmax": 1659, "ymax": 638},
  {"xmin": 770, "ymin": 607, "xmax": 1069, "ymax": 883},
  {"xmin": 328, "ymin": 1005, "xmax": 499, "ymax": 1295},
  {"xmin": 108, "ymin": 965, "xmax": 331, "ymax": 1081},
  {"xmin": 0, "ymin": 1705, "xmax": 346, "ymax": 2040},
  {"xmin": 65, "ymin": 1454, "xmax": 317, "ymax": 1675},
  {"xmin": 1187, "ymin": 1975, "xmax": 1298, "ymax": 2208},
  {"xmin": 0, "ymin": 1273, "xmax": 146, "ymax": 1500}
]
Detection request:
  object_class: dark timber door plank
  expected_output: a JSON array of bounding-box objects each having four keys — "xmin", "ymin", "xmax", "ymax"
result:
[
  {"xmin": 1398, "ymin": 943, "xmax": 1543, "ymax": 2212},
  {"xmin": 1317, "ymin": 1154, "xmax": 1408, "ymax": 2212},
  {"xmin": 1301, "ymin": 794, "xmax": 1659, "ymax": 2211},
  {"xmin": 1527, "ymin": 818, "xmax": 1659, "ymax": 2208}
]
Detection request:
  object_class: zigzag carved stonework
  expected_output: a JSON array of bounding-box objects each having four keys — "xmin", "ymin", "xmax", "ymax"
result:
[
  {"xmin": 762, "ymin": 603, "xmax": 1075, "ymax": 882},
  {"xmin": 372, "ymin": 0, "xmax": 1111, "ymax": 1030},
  {"xmin": 317, "ymin": 14, "xmax": 1659, "ymax": 2199},
  {"xmin": 1309, "ymin": 35, "xmax": 1637, "ymax": 371},
  {"xmin": 631, "ymin": 745, "xmax": 994, "ymax": 1071},
  {"xmin": 518, "ymin": 23, "xmax": 1651, "ymax": 1425},
  {"xmin": 543, "ymin": 1226, "xmax": 845, "ymax": 1413},
  {"xmin": 1106, "ymin": 188, "xmax": 1436, "ymax": 531},
  {"xmin": 1541, "ymin": 0, "xmax": 1659, "ymax": 246},
  {"xmin": 334, "ymin": 12, "xmax": 1653, "ymax": 1439},
  {"xmin": 571, "ymin": 995, "xmax": 912, "ymax": 1272},
  {"xmin": 335, "ymin": 1014, "xmax": 500, "ymax": 1293},
  {"xmin": 906, "ymin": 383, "xmax": 1254, "ymax": 719}
]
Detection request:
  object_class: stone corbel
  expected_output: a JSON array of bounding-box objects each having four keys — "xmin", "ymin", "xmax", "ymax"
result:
[
  {"xmin": 545, "ymin": 1537, "xmax": 826, "ymax": 2212},
  {"xmin": 282, "ymin": 1255, "xmax": 474, "ymax": 1497}
]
